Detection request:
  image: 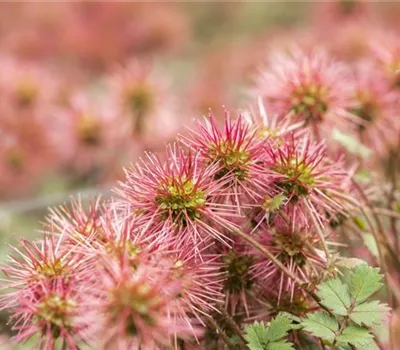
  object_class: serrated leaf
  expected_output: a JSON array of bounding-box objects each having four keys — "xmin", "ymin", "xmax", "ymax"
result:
[
  {"xmin": 349, "ymin": 300, "xmax": 390, "ymax": 326},
  {"xmin": 317, "ymin": 278, "xmax": 351, "ymax": 315},
  {"xmin": 266, "ymin": 315, "xmax": 292, "ymax": 342},
  {"xmin": 337, "ymin": 326, "xmax": 373, "ymax": 347},
  {"xmin": 332, "ymin": 128, "xmax": 372, "ymax": 158},
  {"xmin": 245, "ymin": 321, "xmax": 269, "ymax": 350},
  {"xmin": 349, "ymin": 265, "xmax": 382, "ymax": 303},
  {"xmin": 363, "ymin": 233, "xmax": 379, "ymax": 258},
  {"xmin": 267, "ymin": 341, "xmax": 294, "ymax": 350},
  {"xmin": 301, "ymin": 311, "xmax": 339, "ymax": 342}
]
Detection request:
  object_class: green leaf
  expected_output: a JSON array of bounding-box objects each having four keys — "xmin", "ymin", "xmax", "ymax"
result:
[
  {"xmin": 363, "ymin": 233, "xmax": 379, "ymax": 258},
  {"xmin": 245, "ymin": 321, "xmax": 269, "ymax": 350},
  {"xmin": 245, "ymin": 317, "xmax": 294, "ymax": 350},
  {"xmin": 266, "ymin": 315, "xmax": 292, "ymax": 342},
  {"xmin": 337, "ymin": 326, "xmax": 373, "ymax": 347},
  {"xmin": 349, "ymin": 264, "xmax": 382, "ymax": 303},
  {"xmin": 301, "ymin": 311, "xmax": 339, "ymax": 342},
  {"xmin": 332, "ymin": 128, "xmax": 372, "ymax": 159},
  {"xmin": 317, "ymin": 278, "xmax": 351, "ymax": 315},
  {"xmin": 267, "ymin": 341, "xmax": 294, "ymax": 350},
  {"xmin": 349, "ymin": 300, "xmax": 390, "ymax": 326}
]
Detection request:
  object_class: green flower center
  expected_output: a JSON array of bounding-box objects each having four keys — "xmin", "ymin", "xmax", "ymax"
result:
[
  {"xmin": 35, "ymin": 293, "xmax": 77, "ymax": 339},
  {"xmin": 109, "ymin": 282, "xmax": 162, "ymax": 335},
  {"xmin": 291, "ymin": 84, "xmax": 328, "ymax": 123},
  {"xmin": 208, "ymin": 141, "xmax": 250, "ymax": 181},
  {"xmin": 34, "ymin": 259, "xmax": 68, "ymax": 282},
  {"xmin": 273, "ymin": 158, "xmax": 315, "ymax": 199},
  {"xmin": 155, "ymin": 180, "xmax": 206, "ymax": 226},
  {"xmin": 105, "ymin": 241, "xmax": 141, "ymax": 267}
]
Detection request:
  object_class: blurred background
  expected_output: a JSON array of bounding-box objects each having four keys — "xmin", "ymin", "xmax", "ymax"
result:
[{"xmin": 0, "ymin": 2, "xmax": 399, "ymax": 347}]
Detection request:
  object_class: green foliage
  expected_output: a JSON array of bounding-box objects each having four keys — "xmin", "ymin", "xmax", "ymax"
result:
[
  {"xmin": 244, "ymin": 315, "xmax": 294, "ymax": 350},
  {"xmin": 332, "ymin": 128, "xmax": 372, "ymax": 159},
  {"xmin": 336, "ymin": 326, "xmax": 373, "ymax": 347},
  {"xmin": 317, "ymin": 278, "xmax": 351, "ymax": 316},
  {"xmin": 300, "ymin": 263, "xmax": 389, "ymax": 348},
  {"xmin": 301, "ymin": 311, "xmax": 338, "ymax": 342},
  {"xmin": 349, "ymin": 265, "xmax": 382, "ymax": 303},
  {"xmin": 350, "ymin": 301, "xmax": 390, "ymax": 327}
]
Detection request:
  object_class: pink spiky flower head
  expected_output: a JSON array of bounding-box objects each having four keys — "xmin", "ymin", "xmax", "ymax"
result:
[
  {"xmin": 218, "ymin": 238, "xmax": 255, "ymax": 317},
  {"xmin": 179, "ymin": 109, "xmax": 271, "ymax": 209},
  {"xmin": 52, "ymin": 93, "xmax": 130, "ymax": 176},
  {"xmin": 349, "ymin": 61, "xmax": 399, "ymax": 156},
  {"xmin": 85, "ymin": 254, "xmax": 196, "ymax": 349},
  {"xmin": 0, "ymin": 229, "xmax": 91, "ymax": 349},
  {"xmin": 47, "ymin": 196, "xmax": 104, "ymax": 245},
  {"xmin": 257, "ymin": 48, "xmax": 359, "ymax": 139},
  {"xmin": 0, "ymin": 230, "xmax": 87, "ymax": 308},
  {"xmin": 264, "ymin": 133, "xmax": 357, "ymax": 226},
  {"xmin": 109, "ymin": 59, "xmax": 170, "ymax": 136},
  {"xmin": 159, "ymin": 242, "xmax": 225, "ymax": 334},
  {"xmin": 8, "ymin": 280, "xmax": 88, "ymax": 350},
  {"xmin": 250, "ymin": 210, "xmax": 327, "ymax": 305},
  {"xmin": 0, "ymin": 56, "xmax": 57, "ymax": 111},
  {"xmin": 117, "ymin": 145, "xmax": 239, "ymax": 247},
  {"xmin": 370, "ymin": 31, "xmax": 400, "ymax": 89}
]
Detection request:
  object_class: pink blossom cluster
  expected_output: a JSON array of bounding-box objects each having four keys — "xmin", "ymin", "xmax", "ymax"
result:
[
  {"xmin": 0, "ymin": 2, "xmax": 400, "ymax": 349},
  {"xmin": 0, "ymin": 99, "xmax": 364, "ymax": 348}
]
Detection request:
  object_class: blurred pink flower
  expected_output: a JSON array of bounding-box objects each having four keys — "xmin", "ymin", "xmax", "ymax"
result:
[{"xmin": 257, "ymin": 49, "xmax": 359, "ymax": 139}]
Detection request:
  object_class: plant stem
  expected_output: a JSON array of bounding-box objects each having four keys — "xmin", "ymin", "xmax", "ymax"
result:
[
  {"xmin": 206, "ymin": 316, "xmax": 236, "ymax": 349},
  {"xmin": 220, "ymin": 309, "xmax": 247, "ymax": 346}
]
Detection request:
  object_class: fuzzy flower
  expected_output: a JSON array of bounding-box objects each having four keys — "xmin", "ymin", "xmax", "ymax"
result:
[
  {"xmin": 264, "ymin": 133, "xmax": 356, "ymax": 226},
  {"xmin": 7, "ymin": 280, "xmax": 87, "ymax": 350},
  {"xmin": 117, "ymin": 145, "xmax": 239, "ymax": 246},
  {"xmin": 349, "ymin": 61, "xmax": 399, "ymax": 155},
  {"xmin": 52, "ymin": 93, "xmax": 130, "ymax": 177},
  {"xmin": 85, "ymin": 255, "xmax": 195, "ymax": 349},
  {"xmin": 0, "ymin": 56, "xmax": 58, "ymax": 111},
  {"xmin": 180, "ymin": 111, "xmax": 271, "ymax": 209},
  {"xmin": 47, "ymin": 196, "xmax": 104, "ymax": 245},
  {"xmin": 218, "ymin": 240, "xmax": 255, "ymax": 317},
  {"xmin": 370, "ymin": 31, "xmax": 400, "ymax": 88},
  {"xmin": 0, "ymin": 230, "xmax": 89, "ymax": 317},
  {"xmin": 0, "ymin": 230, "xmax": 91, "ymax": 349},
  {"xmin": 160, "ymin": 242, "xmax": 225, "ymax": 333},
  {"xmin": 108, "ymin": 60, "xmax": 180, "ymax": 147},
  {"xmin": 257, "ymin": 49, "xmax": 359, "ymax": 139},
  {"xmin": 250, "ymin": 213, "xmax": 327, "ymax": 303},
  {"xmin": 0, "ymin": 106, "xmax": 56, "ymax": 198}
]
